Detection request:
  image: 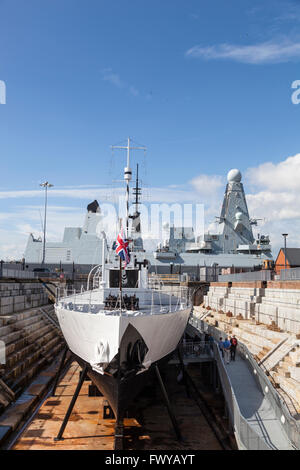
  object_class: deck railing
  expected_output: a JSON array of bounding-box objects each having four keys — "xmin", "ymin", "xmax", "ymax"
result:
[
  {"xmin": 56, "ymin": 284, "xmax": 191, "ymax": 315},
  {"xmin": 189, "ymin": 315, "xmax": 299, "ymax": 449}
]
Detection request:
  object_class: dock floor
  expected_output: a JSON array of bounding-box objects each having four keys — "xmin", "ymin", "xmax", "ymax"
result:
[
  {"xmin": 13, "ymin": 363, "xmax": 115, "ymax": 450},
  {"xmin": 13, "ymin": 361, "xmax": 226, "ymax": 450}
]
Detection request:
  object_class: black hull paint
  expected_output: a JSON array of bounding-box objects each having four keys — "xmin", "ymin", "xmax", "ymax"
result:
[{"xmin": 73, "ymin": 352, "xmax": 172, "ymax": 421}]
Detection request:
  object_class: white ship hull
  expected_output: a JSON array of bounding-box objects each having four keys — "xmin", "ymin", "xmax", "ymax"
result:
[
  {"xmin": 55, "ymin": 287, "xmax": 191, "ymax": 418},
  {"xmin": 55, "ymin": 305, "xmax": 190, "ymax": 373}
]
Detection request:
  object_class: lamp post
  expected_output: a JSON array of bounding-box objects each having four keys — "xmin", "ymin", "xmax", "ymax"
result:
[
  {"xmin": 40, "ymin": 182, "xmax": 53, "ymax": 265},
  {"xmin": 282, "ymin": 233, "xmax": 288, "ymax": 280}
]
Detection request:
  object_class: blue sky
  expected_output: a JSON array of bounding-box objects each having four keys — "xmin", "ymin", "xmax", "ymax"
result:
[{"xmin": 1, "ymin": 0, "xmax": 300, "ymax": 258}]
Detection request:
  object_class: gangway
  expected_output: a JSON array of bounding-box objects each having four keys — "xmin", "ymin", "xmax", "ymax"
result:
[
  {"xmin": 220, "ymin": 351, "xmax": 293, "ymax": 449},
  {"xmin": 189, "ymin": 317, "xmax": 299, "ymax": 450}
]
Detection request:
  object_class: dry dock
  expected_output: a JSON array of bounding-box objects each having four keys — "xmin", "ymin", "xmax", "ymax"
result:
[
  {"xmin": 11, "ymin": 361, "xmax": 230, "ymax": 450},
  {"xmin": 12, "ymin": 362, "xmax": 115, "ymax": 450}
]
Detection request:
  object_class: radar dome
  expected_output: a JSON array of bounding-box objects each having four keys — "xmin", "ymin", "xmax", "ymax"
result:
[{"xmin": 227, "ymin": 169, "xmax": 242, "ymax": 183}]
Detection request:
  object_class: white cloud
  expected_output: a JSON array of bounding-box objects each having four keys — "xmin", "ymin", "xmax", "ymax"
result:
[
  {"xmin": 246, "ymin": 191, "xmax": 300, "ymax": 220},
  {"xmin": 190, "ymin": 174, "xmax": 224, "ymax": 196},
  {"xmin": 186, "ymin": 39, "xmax": 300, "ymax": 64},
  {"xmin": 102, "ymin": 68, "xmax": 124, "ymax": 88},
  {"xmin": 102, "ymin": 68, "xmax": 140, "ymax": 97},
  {"xmin": 188, "ymin": 154, "xmax": 300, "ymax": 253},
  {"xmin": 0, "ymin": 184, "xmax": 204, "ymax": 259},
  {"xmin": 21, "ymin": 204, "xmax": 83, "ymax": 212},
  {"xmin": 0, "ymin": 205, "xmax": 87, "ymax": 259},
  {"xmin": 0, "ymin": 185, "xmax": 202, "ymax": 204},
  {"xmin": 246, "ymin": 153, "xmax": 300, "ymax": 191},
  {"xmin": 244, "ymin": 152, "xmax": 300, "ymax": 253},
  {"xmin": 0, "ymin": 187, "xmax": 120, "ymax": 200},
  {"xmin": 2, "ymin": 154, "xmax": 300, "ymax": 260},
  {"xmin": 129, "ymin": 86, "xmax": 139, "ymax": 97}
]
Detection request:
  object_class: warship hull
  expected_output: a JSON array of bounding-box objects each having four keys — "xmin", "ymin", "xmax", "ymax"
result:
[
  {"xmin": 55, "ymin": 303, "xmax": 191, "ymax": 419},
  {"xmin": 74, "ymin": 352, "xmax": 167, "ymax": 420}
]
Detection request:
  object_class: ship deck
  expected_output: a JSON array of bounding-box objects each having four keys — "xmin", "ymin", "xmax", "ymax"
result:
[{"xmin": 57, "ymin": 302, "xmax": 187, "ymax": 316}]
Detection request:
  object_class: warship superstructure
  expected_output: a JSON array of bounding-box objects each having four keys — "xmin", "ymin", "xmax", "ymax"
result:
[
  {"xmin": 24, "ymin": 200, "xmax": 104, "ymax": 265},
  {"xmin": 133, "ymin": 168, "xmax": 272, "ymax": 273},
  {"xmin": 24, "ymin": 167, "xmax": 272, "ymax": 273}
]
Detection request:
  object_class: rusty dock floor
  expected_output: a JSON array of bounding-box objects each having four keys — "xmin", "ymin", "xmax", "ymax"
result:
[
  {"xmin": 12, "ymin": 361, "xmax": 228, "ymax": 450},
  {"xmin": 13, "ymin": 362, "xmax": 116, "ymax": 450}
]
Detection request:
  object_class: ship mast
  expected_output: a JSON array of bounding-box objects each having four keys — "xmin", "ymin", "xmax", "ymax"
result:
[
  {"xmin": 133, "ymin": 163, "xmax": 141, "ymax": 212},
  {"xmin": 111, "ymin": 137, "xmax": 146, "ymax": 237}
]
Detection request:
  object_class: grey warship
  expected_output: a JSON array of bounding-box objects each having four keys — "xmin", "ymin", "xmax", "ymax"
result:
[
  {"xmin": 132, "ymin": 168, "xmax": 272, "ymax": 274},
  {"xmin": 24, "ymin": 168, "xmax": 272, "ymax": 274}
]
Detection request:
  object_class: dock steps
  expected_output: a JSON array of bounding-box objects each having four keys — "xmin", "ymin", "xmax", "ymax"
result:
[{"xmin": 0, "ymin": 305, "xmax": 65, "ymax": 411}]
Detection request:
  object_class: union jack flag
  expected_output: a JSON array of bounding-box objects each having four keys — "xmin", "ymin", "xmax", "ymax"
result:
[{"xmin": 115, "ymin": 228, "xmax": 130, "ymax": 267}]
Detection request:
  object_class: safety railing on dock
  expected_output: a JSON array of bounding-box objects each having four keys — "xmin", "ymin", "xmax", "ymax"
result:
[
  {"xmin": 238, "ymin": 342, "xmax": 300, "ymax": 449},
  {"xmin": 218, "ymin": 270, "xmax": 272, "ymax": 282},
  {"xmin": 280, "ymin": 267, "xmax": 300, "ymax": 281},
  {"xmin": 189, "ymin": 315, "xmax": 300, "ymax": 450},
  {"xmin": 0, "ymin": 268, "xmax": 38, "ymax": 279},
  {"xmin": 212, "ymin": 341, "xmax": 272, "ymax": 450},
  {"xmin": 179, "ymin": 340, "xmax": 210, "ymax": 358}
]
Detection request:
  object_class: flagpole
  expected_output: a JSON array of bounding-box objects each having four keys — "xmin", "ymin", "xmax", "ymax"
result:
[
  {"xmin": 119, "ymin": 218, "xmax": 123, "ymax": 313},
  {"xmin": 119, "ymin": 256, "xmax": 122, "ymax": 313}
]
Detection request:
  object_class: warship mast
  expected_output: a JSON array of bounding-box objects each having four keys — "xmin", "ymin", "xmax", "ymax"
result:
[{"xmin": 111, "ymin": 137, "xmax": 146, "ymax": 237}]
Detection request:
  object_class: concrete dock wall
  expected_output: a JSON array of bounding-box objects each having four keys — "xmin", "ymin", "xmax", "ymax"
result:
[
  {"xmin": 204, "ymin": 281, "xmax": 300, "ymax": 335},
  {"xmin": 0, "ymin": 282, "xmax": 49, "ymax": 315}
]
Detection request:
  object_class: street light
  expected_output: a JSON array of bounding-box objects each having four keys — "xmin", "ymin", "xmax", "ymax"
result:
[
  {"xmin": 40, "ymin": 182, "xmax": 53, "ymax": 265},
  {"xmin": 282, "ymin": 233, "xmax": 288, "ymax": 280}
]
